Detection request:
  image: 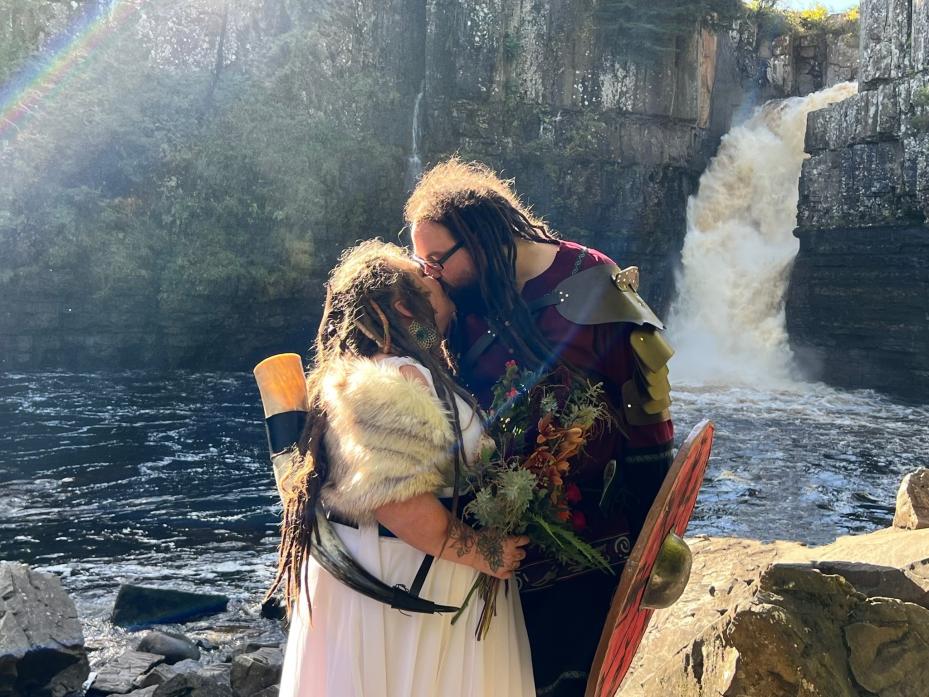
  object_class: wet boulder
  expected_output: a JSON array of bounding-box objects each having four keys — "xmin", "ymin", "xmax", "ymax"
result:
[
  {"xmin": 149, "ymin": 671, "xmax": 234, "ymax": 697},
  {"xmin": 86, "ymin": 650, "xmax": 163, "ymax": 695},
  {"xmin": 111, "ymin": 585, "xmax": 228, "ymax": 629},
  {"xmin": 230, "ymin": 647, "xmax": 283, "ymax": 697},
  {"xmin": 132, "ymin": 659, "xmax": 201, "ymax": 689},
  {"xmin": 136, "ymin": 631, "xmax": 201, "ymax": 665},
  {"xmin": 893, "ymin": 468, "xmax": 929, "ymax": 530},
  {"xmin": 0, "ymin": 562, "xmax": 89, "ymax": 697}
]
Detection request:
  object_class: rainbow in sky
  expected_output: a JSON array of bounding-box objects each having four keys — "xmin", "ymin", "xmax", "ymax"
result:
[{"xmin": 0, "ymin": 0, "xmax": 146, "ymax": 142}]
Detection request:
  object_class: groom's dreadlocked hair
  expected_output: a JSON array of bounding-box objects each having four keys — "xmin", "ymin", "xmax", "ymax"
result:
[
  {"xmin": 265, "ymin": 239, "xmax": 475, "ymax": 617},
  {"xmin": 404, "ymin": 157, "xmax": 566, "ymax": 374}
]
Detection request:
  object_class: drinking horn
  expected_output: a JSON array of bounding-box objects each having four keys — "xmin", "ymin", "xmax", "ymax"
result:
[{"xmin": 254, "ymin": 353, "xmax": 458, "ymax": 614}]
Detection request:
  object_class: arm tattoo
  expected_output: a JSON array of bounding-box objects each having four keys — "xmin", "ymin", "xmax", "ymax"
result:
[
  {"xmin": 476, "ymin": 529, "xmax": 505, "ymax": 572},
  {"xmin": 447, "ymin": 518, "xmax": 476, "ymax": 559}
]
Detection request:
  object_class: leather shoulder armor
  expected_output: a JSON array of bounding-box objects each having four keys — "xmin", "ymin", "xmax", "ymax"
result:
[
  {"xmin": 527, "ymin": 261, "xmax": 673, "ymax": 426},
  {"xmin": 535, "ymin": 263, "xmax": 664, "ymax": 329}
]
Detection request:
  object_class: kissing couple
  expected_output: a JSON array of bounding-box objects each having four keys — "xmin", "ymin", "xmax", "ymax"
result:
[{"xmin": 273, "ymin": 157, "xmax": 674, "ymax": 697}]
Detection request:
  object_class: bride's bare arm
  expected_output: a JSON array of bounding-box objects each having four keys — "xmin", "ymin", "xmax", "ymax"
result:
[{"xmin": 374, "ymin": 493, "xmax": 528, "ymax": 580}]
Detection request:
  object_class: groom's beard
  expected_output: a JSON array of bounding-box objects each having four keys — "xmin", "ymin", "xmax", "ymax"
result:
[{"xmin": 444, "ymin": 279, "xmax": 488, "ymax": 317}]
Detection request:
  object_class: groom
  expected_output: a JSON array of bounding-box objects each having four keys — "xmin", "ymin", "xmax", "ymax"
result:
[{"xmin": 406, "ymin": 158, "xmax": 674, "ymax": 697}]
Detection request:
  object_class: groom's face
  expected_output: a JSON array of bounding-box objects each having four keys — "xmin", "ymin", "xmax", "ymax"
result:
[{"xmin": 411, "ymin": 220, "xmax": 484, "ymax": 314}]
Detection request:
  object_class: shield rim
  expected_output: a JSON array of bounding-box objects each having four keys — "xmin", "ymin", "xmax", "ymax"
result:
[{"xmin": 585, "ymin": 419, "xmax": 715, "ymax": 697}]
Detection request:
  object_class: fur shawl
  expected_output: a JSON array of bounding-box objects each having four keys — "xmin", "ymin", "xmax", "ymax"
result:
[{"xmin": 318, "ymin": 357, "xmax": 456, "ymax": 525}]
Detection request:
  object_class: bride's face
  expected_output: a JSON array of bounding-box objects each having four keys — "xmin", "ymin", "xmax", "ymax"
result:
[
  {"xmin": 418, "ymin": 273, "xmax": 455, "ymax": 335},
  {"xmin": 396, "ymin": 259, "xmax": 456, "ymax": 335}
]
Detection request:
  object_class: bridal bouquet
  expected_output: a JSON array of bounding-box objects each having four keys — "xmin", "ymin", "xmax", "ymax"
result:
[{"xmin": 453, "ymin": 360, "xmax": 613, "ymax": 639}]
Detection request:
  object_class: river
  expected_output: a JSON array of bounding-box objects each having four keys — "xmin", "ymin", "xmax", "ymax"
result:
[{"xmin": 2, "ymin": 370, "xmax": 926, "ymax": 642}]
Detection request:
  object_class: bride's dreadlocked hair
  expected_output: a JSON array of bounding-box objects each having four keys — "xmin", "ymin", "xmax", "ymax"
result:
[
  {"xmin": 265, "ymin": 239, "xmax": 476, "ymax": 616},
  {"xmin": 404, "ymin": 157, "xmax": 570, "ymax": 375}
]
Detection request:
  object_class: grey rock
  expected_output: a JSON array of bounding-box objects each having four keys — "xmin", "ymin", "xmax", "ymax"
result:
[
  {"xmin": 230, "ymin": 647, "xmax": 283, "ymax": 696},
  {"xmin": 894, "ymin": 468, "xmax": 929, "ymax": 530},
  {"xmin": 0, "ymin": 562, "xmax": 89, "ymax": 697},
  {"xmin": 860, "ymin": 0, "xmax": 911, "ymax": 88},
  {"xmin": 133, "ymin": 660, "xmax": 201, "ymax": 689},
  {"xmin": 914, "ymin": 0, "xmax": 929, "ymax": 72},
  {"xmin": 806, "ymin": 81, "xmax": 901, "ymax": 152},
  {"xmin": 826, "ymin": 32, "xmax": 859, "ymax": 87},
  {"xmin": 135, "ymin": 664, "xmax": 177, "ymax": 689},
  {"xmin": 845, "ymin": 597, "xmax": 929, "ymax": 697},
  {"xmin": 813, "ymin": 560, "xmax": 929, "ymax": 608},
  {"xmin": 786, "ymin": 224, "xmax": 929, "ymax": 401},
  {"xmin": 111, "ymin": 585, "xmax": 229, "ymax": 629},
  {"xmin": 251, "ymin": 688, "xmax": 279, "ymax": 697},
  {"xmin": 124, "ymin": 688, "xmax": 159, "ymax": 697},
  {"xmin": 151, "ymin": 671, "xmax": 235, "ymax": 697},
  {"xmin": 137, "ymin": 631, "xmax": 201, "ymax": 664},
  {"xmin": 197, "ymin": 663, "xmax": 231, "ymax": 687},
  {"xmin": 86, "ymin": 650, "xmax": 163, "ymax": 696}
]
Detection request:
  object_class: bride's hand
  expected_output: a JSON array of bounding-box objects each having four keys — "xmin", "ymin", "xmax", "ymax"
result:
[{"xmin": 481, "ymin": 534, "xmax": 529, "ymax": 580}]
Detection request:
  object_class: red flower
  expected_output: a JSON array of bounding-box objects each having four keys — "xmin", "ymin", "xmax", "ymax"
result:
[
  {"xmin": 506, "ymin": 387, "xmax": 519, "ymax": 399},
  {"xmin": 565, "ymin": 482, "xmax": 582, "ymax": 505},
  {"xmin": 571, "ymin": 510, "xmax": 587, "ymax": 532},
  {"xmin": 505, "ymin": 359, "xmax": 518, "ymax": 369}
]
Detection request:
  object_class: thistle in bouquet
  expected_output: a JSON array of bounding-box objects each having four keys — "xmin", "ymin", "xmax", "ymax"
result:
[{"xmin": 453, "ymin": 360, "xmax": 614, "ymax": 639}]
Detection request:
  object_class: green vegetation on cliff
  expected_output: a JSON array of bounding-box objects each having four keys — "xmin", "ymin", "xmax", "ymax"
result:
[
  {"xmin": 748, "ymin": 1, "xmax": 860, "ymax": 42},
  {"xmin": 0, "ymin": 0, "xmax": 406, "ymax": 361}
]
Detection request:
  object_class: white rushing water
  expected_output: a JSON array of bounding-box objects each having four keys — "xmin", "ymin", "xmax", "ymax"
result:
[
  {"xmin": 404, "ymin": 86, "xmax": 424, "ymax": 191},
  {"xmin": 667, "ymin": 82, "xmax": 858, "ymax": 387}
]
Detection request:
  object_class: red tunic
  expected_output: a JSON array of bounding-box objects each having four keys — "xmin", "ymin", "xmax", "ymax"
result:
[{"xmin": 459, "ymin": 240, "xmax": 674, "ymax": 584}]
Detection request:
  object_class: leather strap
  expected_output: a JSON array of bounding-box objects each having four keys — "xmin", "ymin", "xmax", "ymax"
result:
[
  {"xmin": 409, "ymin": 555, "xmax": 434, "ymax": 597},
  {"xmin": 461, "ymin": 328, "xmax": 498, "ymax": 372},
  {"xmin": 264, "ymin": 410, "xmax": 309, "ymax": 454}
]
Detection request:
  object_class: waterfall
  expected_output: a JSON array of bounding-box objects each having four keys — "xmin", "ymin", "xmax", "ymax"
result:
[
  {"xmin": 666, "ymin": 82, "xmax": 858, "ymax": 387},
  {"xmin": 404, "ymin": 86, "xmax": 424, "ymax": 191}
]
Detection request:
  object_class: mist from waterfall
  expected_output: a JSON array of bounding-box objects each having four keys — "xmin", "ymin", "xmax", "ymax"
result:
[{"xmin": 666, "ymin": 82, "xmax": 858, "ymax": 387}]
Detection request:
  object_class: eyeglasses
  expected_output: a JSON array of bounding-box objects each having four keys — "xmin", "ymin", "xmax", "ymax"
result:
[{"xmin": 412, "ymin": 241, "xmax": 464, "ymax": 279}]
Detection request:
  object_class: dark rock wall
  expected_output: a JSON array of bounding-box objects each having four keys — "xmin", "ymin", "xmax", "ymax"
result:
[
  {"xmin": 788, "ymin": 0, "xmax": 929, "ymax": 400},
  {"xmin": 421, "ymin": 0, "xmax": 754, "ymax": 313}
]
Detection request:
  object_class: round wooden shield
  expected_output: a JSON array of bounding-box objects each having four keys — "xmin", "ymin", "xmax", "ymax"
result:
[{"xmin": 586, "ymin": 419, "xmax": 715, "ymax": 697}]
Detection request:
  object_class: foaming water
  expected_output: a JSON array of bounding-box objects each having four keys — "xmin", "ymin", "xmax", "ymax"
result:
[
  {"xmin": 675, "ymin": 380, "xmax": 929, "ymax": 543},
  {"xmin": 667, "ymin": 82, "xmax": 858, "ymax": 387}
]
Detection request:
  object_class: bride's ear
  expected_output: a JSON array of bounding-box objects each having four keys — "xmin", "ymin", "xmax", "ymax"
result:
[{"xmin": 393, "ymin": 299, "xmax": 415, "ymax": 320}]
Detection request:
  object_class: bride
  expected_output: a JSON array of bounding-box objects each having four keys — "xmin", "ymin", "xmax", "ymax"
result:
[{"xmin": 273, "ymin": 240, "xmax": 535, "ymax": 697}]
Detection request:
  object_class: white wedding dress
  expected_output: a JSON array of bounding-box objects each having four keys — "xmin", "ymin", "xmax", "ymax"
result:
[{"xmin": 278, "ymin": 356, "xmax": 535, "ymax": 697}]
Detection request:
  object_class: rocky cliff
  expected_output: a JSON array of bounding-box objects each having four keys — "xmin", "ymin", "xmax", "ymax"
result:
[
  {"xmin": 787, "ymin": 0, "xmax": 929, "ymax": 400},
  {"xmin": 0, "ymin": 1, "xmax": 860, "ymax": 370}
]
